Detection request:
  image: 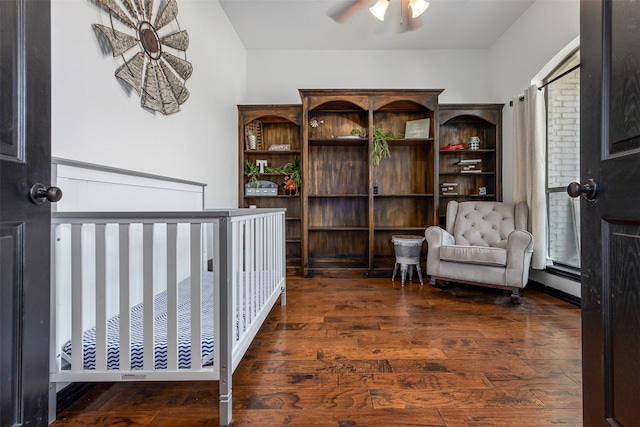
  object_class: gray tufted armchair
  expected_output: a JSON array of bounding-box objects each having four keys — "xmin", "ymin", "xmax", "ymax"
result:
[{"xmin": 425, "ymin": 201, "xmax": 534, "ymax": 302}]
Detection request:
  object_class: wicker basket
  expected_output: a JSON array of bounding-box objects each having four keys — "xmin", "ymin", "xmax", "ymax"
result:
[{"xmin": 245, "ymin": 120, "xmax": 263, "ymax": 150}]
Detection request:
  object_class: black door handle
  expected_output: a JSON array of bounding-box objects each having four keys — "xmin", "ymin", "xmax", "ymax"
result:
[
  {"xmin": 567, "ymin": 179, "xmax": 598, "ymax": 201},
  {"xmin": 29, "ymin": 183, "xmax": 63, "ymax": 205}
]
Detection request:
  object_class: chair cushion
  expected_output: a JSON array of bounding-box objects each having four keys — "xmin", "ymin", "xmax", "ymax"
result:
[{"xmin": 439, "ymin": 245, "xmax": 507, "ymax": 267}]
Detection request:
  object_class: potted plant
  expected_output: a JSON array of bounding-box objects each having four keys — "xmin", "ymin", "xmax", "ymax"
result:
[
  {"xmin": 372, "ymin": 126, "xmax": 395, "ymax": 166},
  {"xmin": 288, "ymin": 156, "xmax": 302, "ymax": 189},
  {"xmin": 281, "ymin": 156, "xmax": 302, "ymax": 194},
  {"xmin": 350, "ymin": 128, "xmax": 362, "ymax": 137},
  {"xmin": 244, "ymin": 159, "xmax": 260, "ymax": 186}
]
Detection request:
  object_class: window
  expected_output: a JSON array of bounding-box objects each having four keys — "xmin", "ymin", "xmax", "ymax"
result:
[{"xmin": 543, "ymin": 50, "xmax": 580, "ymax": 272}]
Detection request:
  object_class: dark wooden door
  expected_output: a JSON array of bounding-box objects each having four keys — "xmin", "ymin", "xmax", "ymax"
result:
[
  {"xmin": 1, "ymin": 0, "xmax": 52, "ymax": 425},
  {"xmin": 580, "ymin": 0, "xmax": 640, "ymax": 425}
]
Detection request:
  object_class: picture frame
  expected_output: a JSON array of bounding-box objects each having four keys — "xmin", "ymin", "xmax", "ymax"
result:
[{"xmin": 404, "ymin": 118, "xmax": 430, "ymax": 139}]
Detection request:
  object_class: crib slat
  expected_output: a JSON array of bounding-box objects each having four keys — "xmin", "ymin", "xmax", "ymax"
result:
[
  {"xmin": 71, "ymin": 224, "xmax": 83, "ymax": 370},
  {"xmin": 166, "ymin": 223, "xmax": 178, "ymax": 371},
  {"xmin": 233, "ymin": 221, "xmax": 241, "ymax": 341},
  {"xmin": 211, "ymin": 220, "xmax": 221, "ymax": 373},
  {"xmin": 190, "ymin": 223, "xmax": 202, "ymax": 369},
  {"xmin": 241, "ymin": 220, "xmax": 247, "ymax": 327},
  {"xmin": 95, "ymin": 224, "xmax": 107, "ymax": 371},
  {"xmin": 143, "ymin": 223, "xmax": 155, "ymax": 370},
  {"xmin": 244, "ymin": 219, "xmax": 252, "ymax": 328},
  {"xmin": 255, "ymin": 218, "xmax": 262, "ymax": 317},
  {"xmin": 119, "ymin": 224, "xmax": 131, "ymax": 371}
]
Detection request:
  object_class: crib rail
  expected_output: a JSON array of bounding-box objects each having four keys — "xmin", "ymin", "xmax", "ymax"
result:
[{"xmin": 49, "ymin": 209, "xmax": 286, "ymax": 426}]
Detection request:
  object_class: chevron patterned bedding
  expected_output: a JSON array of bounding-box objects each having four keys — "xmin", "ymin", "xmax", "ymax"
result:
[{"xmin": 61, "ymin": 272, "xmax": 215, "ymax": 370}]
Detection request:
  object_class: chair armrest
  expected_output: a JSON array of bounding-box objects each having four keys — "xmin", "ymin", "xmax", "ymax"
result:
[
  {"xmin": 425, "ymin": 226, "xmax": 455, "ymax": 277},
  {"xmin": 425, "ymin": 226, "xmax": 455, "ymax": 248},
  {"xmin": 505, "ymin": 229, "xmax": 534, "ymax": 288}
]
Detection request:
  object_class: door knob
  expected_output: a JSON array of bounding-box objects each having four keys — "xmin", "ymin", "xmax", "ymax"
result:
[
  {"xmin": 29, "ymin": 183, "xmax": 63, "ymax": 205},
  {"xmin": 567, "ymin": 179, "xmax": 598, "ymax": 201}
]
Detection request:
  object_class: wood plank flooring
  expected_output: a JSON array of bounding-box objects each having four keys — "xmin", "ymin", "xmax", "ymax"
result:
[{"xmin": 51, "ymin": 277, "xmax": 583, "ymax": 426}]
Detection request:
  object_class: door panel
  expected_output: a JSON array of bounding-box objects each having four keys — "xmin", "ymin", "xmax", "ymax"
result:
[
  {"xmin": 581, "ymin": 0, "xmax": 640, "ymax": 425},
  {"xmin": 0, "ymin": 0, "xmax": 52, "ymax": 425},
  {"xmin": 610, "ymin": 2, "xmax": 640, "ymax": 153},
  {"xmin": 0, "ymin": 227, "xmax": 20, "ymax": 426},
  {"xmin": 609, "ymin": 224, "xmax": 640, "ymax": 425}
]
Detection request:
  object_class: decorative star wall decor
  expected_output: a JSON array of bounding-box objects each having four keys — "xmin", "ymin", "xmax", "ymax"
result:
[{"xmin": 93, "ymin": 0, "xmax": 192, "ymax": 115}]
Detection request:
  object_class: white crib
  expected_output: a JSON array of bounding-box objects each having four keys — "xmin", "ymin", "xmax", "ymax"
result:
[{"xmin": 49, "ymin": 209, "xmax": 286, "ymax": 426}]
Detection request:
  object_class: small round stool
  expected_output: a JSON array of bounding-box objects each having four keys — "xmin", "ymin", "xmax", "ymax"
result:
[{"xmin": 391, "ymin": 235, "xmax": 425, "ymax": 285}]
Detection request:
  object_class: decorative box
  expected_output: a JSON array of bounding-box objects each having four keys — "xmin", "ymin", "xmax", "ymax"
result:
[{"xmin": 245, "ymin": 180, "xmax": 278, "ymax": 196}]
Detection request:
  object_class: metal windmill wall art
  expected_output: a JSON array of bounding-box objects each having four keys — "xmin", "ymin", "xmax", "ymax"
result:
[{"xmin": 93, "ymin": 0, "xmax": 192, "ymax": 115}]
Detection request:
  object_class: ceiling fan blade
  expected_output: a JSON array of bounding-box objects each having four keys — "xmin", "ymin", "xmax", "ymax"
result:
[
  {"xmin": 399, "ymin": 0, "xmax": 424, "ymax": 32},
  {"xmin": 328, "ymin": 0, "xmax": 371, "ymax": 23},
  {"xmin": 406, "ymin": 14, "xmax": 423, "ymax": 31}
]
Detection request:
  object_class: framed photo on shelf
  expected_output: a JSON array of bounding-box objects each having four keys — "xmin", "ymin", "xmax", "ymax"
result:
[{"xmin": 405, "ymin": 118, "xmax": 430, "ymax": 139}]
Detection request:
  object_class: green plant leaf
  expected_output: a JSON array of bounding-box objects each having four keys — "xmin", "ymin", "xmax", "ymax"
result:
[{"xmin": 372, "ymin": 126, "xmax": 395, "ymax": 166}]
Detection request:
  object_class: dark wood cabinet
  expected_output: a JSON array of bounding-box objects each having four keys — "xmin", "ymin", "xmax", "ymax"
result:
[
  {"xmin": 238, "ymin": 99, "xmax": 503, "ymax": 278},
  {"xmin": 437, "ymin": 104, "xmax": 504, "ymax": 224},
  {"xmin": 238, "ymin": 105, "xmax": 303, "ymax": 276},
  {"xmin": 299, "ymin": 89, "xmax": 442, "ymax": 277}
]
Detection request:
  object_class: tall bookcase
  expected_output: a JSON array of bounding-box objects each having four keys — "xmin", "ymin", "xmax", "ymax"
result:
[
  {"xmin": 437, "ymin": 104, "xmax": 504, "ymax": 224},
  {"xmin": 237, "ymin": 99, "xmax": 503, "ymax": 278},
  {"xmin": 299, "ymin": 89, "xmax": 442, "ymax": 278},
  {"xmin": 237, "ymin": 105, "xmax": 303, "ymax": 276}
]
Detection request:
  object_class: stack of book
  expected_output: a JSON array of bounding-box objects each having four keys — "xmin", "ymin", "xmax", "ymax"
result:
[
  {"xmin": 457, "ymin": 159, "xmax": 482, "ymax": 173},
  {"xmin": 440, "ymin": 182, "xmax": 458, "ymax": 196}
]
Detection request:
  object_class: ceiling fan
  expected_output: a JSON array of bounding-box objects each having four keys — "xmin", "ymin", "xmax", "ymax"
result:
[{"xmin": 329, "ymin": 0, "xmax": 429, "ymax": 32}]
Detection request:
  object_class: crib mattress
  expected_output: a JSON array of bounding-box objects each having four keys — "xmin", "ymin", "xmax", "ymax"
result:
[{"xmin": 61, "ymin": 272, "xmax": 215, "ymax": 370}]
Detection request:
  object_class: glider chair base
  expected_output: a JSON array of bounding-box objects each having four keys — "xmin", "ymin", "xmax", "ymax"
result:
[{"xmin": 429, "ymin": 276, "xmax": 522, "ymax": 303}]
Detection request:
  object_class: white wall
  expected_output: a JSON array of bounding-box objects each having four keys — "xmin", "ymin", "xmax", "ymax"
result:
[
  {"xmin": 489, "ymin": 0, "xmax": 580, "ymax": 202},
  {"xmin": 245, "ymin": 50, "xmax": 493, "ymax": 104},
  {"xmin": 51, "ymin": 0, "xmax": 246, "ymax": 209}
]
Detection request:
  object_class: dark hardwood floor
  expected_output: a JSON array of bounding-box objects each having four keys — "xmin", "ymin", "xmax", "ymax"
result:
[{"xmin": 51, "ymin": 277, "xmax": 582, "ymax": 426}]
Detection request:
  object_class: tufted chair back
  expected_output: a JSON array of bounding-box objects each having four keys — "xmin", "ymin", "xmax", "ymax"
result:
[{"xmin": 445, "ymin": 201, "xmax": 528, "ymax": 249}]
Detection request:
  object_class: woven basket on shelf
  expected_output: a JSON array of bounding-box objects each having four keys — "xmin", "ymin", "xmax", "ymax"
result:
[{"xmin": 245, "ymin": 120, "xmax": 263, "ymax": 150}]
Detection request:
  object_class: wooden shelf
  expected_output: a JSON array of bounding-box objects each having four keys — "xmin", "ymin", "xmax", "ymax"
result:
[
  {"xmin": 244, "ymin": 195, "xmax": 301, "ymax": 199},
  {"xmin": 308, "ymin": 194, "xmax": 368, "ymax": 198},
  {"xmin": 238, "ymin": 104, "xmax": 303, "ymax": 276},
  {"xmin": 439, "ymin": 149, "xmax": 496, "ymax": 154},
  {"xmin": 307, "ymin": 258, "xmax": 369, "ymax": 269},
  {"xmin": 244, "ymin": 150, "xmax": 301, "ymax": 154},
  {"xmin": 308, "ymin": 227, "xmax": 369, "ymax": 231},
  {"xmin": 387, "ymin": 138, "xmax": 434, "ymax": 146},
  {"xmin": 374, "ymin": 194, "xmax": 435, "ymax": 197},
  {"xmin": 300, "ymin": 89, "xmax": 442, "ymax": 277},
  {"xmin": 438, "ymin": 104, "xmax": 504, "ymax": 225},
  {"xmin": 439, "ymin": 171, "xmax": 496, "ymax": 175},
  {"xmin": 374, "ymin": 226, "xmax": 430, "ymax": 232},
  {"xmin": 439, "ymin": 194, "xmax": 496, "ymax": 198},
  {"xmin": 308, "ymin": 138, "xmax": 367, "ymax": 146}
]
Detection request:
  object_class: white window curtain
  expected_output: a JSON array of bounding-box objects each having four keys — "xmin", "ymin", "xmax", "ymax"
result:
[{"xmin": 512, "ymin": 84, "xmax": 547, "ymax": 269}]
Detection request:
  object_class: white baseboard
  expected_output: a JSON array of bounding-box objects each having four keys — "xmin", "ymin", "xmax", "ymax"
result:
[{"xmin": 530, "ymin": 269, "xmax": 581, "ymax": 299}]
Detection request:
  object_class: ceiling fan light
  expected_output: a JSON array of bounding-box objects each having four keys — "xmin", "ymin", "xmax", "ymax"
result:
[
  {"xmin": 369, "ymin": 0, "xmax": 390, "ymax": 21},
  {"xmin": 408, "ymin": 0, "xmax": 429, "ymax": 18}
]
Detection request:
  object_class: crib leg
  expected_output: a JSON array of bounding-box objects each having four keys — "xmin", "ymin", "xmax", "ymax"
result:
[
  {"xmin": 48, "ymin": 383, "xmax": 57, "ymax": 424},
  {"xmin": 280, "ymin": 282, "xmax": 287, "ymax": 306},
  {"xmin": 219, "ymin": 390, "xmax": 232, "ymax": 426}
]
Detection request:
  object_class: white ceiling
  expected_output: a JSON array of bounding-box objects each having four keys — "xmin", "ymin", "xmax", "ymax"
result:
[{"xmin": 219, "ymin": 0, "xmax": 536, "ymax": 50}]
